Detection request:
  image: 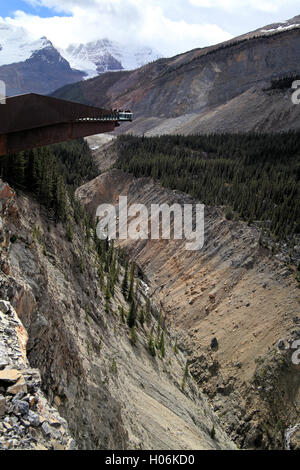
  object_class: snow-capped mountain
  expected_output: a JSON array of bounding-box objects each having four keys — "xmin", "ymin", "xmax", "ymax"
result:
[
  {"xmin": 0, "ymin": 20, "xmax": 162, "ymax": 94},
  {"xmin": 0, "ymin": 21, "xmax": 53, "ymax": 66},
  {"xmin": 257, "ymin": 14, "xmax": 300, "ymax": 34},
  {"xmin": 0, "ymin": 21, "xmax": 85, "ymax": 96},
  {"xmin": 233, "ymin": 14, "xmax": 300, "ymax": 42},
  {"xmin": 62, "ymin": 39, "xmax": 162, "ymax": 79}
]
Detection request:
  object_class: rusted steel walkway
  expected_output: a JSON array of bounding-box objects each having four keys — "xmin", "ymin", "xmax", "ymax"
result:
[{"xmin": 0, "ymin": 93, "xmax": 131, "ymax": 156}]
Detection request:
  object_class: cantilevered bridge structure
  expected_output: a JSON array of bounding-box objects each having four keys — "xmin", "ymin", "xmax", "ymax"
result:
[{"xmin": 0, "ymin": 93, "xmax": 132, "ymax": 156}]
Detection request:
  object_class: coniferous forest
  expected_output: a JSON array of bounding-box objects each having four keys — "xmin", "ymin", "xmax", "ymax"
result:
[
  {"xmin": 115, "ymin": 133, "xmax": 300, "ymax": 242},
  {"xmin": 0, "ymin": 139, "xmax": 98, "ymax": 222},
  {"xmin": 0, "ymin": 138, "xmax": 131, "ymax": 301},
  {"xmin": 0, "ymin": 138, "xmax": 168, "ymax": 359},
  {"xmin": 1, "ymin": 134, "xmax": 299, "ymax": 247}
]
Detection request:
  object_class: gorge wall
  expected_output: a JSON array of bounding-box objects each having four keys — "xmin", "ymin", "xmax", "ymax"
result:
[
  {"xmin": 0, "ymin": 178, "xmax": 235, "ymax": 450},
  {"xmin": 77, "ymin": 166, "xmax": 300, "ymax": 449}
]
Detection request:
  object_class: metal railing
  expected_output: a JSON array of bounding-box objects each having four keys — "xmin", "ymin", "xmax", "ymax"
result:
[{"xmin": 76, "ymin": 112, "xmax": 133, "ymax": 123}]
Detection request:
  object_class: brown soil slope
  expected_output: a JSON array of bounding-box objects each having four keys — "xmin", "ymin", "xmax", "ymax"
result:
[
  {"xmin": 53, "ymin": 25, "xmax": 300, "ymax": 135},
  {"xmin": 77, "ymin": 168, "xmax": 300, "ymax": 449},
  {"xmin": 0, "ymin": 179, "xmax": 235, "ymax": 450}
]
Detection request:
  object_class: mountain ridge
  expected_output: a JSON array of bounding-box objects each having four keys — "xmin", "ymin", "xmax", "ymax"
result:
[
  {"xmin": 0, "ymin": 22, "xmax": 85, "ymax": 96},
  {"xmin": 52, "ymin": 15, "xmax": 300, "ymax": 135},
  {"xmin": 0, "ymin": 21, "xmax": 162, "ymax": 96},
  {"xmin": 63, "ymin": 38, "xmax": 162, "ymax": 79}
]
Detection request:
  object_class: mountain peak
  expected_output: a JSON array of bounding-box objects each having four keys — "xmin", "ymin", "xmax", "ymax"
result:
[
  {"xmin": 232, "ymin": 13, "xmax": 300, "ymax": 41},
  {"xmin": 0, "ymin": 21, "xmax": 162, "ymax": 95},
  {"xmin": 62, "ymin": 38, "xmax": 162, "ymax": 78},
  {"xmin": 0, "ymin": 22, "xmax": 54, "ymax": 67}
]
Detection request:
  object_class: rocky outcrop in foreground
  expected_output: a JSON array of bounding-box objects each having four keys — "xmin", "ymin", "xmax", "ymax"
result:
[{"xmin": 0, "ymin": 300, "xmax": 75, "ymax": 450}]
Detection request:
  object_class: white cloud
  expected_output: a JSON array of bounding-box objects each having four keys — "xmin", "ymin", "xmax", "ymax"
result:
[
  {"xmin": 189, "ymin": 0, "xmax": 290, "ymax": 13},
  {"xmin": 4, "ymin": 0, "xmax": 233, "ymax": 56},
  {"xmin": 3, "ymin": 0, "xmax": 300, "ymax": 57}
]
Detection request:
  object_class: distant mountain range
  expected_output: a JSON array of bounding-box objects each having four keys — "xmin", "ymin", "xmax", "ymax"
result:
[
  {"xmin": 52, "ymin": 14, "xmax": 300, "ymax": 135},
  {"xmin": 0, "ymin": 21, "xmax": 162, "ymax": 96},
  {"xmin": 62, "ymin": 39, "xmax": 161, "ymax": 79}
]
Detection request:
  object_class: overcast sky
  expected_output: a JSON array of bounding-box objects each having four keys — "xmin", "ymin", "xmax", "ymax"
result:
[{"xmin": 1, "ymin": 0, "xmax": 300, "ymax": 55}]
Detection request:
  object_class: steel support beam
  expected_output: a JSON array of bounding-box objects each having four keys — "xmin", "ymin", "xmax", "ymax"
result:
[{"xmin": 0, "ymin": 120, "xmax": 116, "ymax": 156}]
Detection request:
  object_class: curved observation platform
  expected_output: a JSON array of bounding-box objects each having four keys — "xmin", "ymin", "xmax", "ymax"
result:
[{"xmin": 0, "ymin": 93, "xmax": 132, "ymax": 156}]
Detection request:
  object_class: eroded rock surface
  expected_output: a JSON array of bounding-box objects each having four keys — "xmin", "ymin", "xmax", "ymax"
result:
[
  {"xmin": 77, "ymin": 168, "xmax": 300, "ymax": 449},
  {"xmin": 0, "ymin": 300, "xmax": 75, "ymax": 450},
  {"xmin": 53, "ymin": 26, "xmax": 300, "ymax": 136},
  {"xmin": 0, "ymin": 178, "xmax": 235, "ymax": 450}
]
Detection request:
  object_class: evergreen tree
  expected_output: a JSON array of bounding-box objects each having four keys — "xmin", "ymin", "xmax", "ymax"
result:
[
  {"xmin": 159, "ymin": 332, "xmax": 165, "ymax": 358},
  {"xmin": 139, "ymin": 309, "xmax": 145, "ymax": 326},
  {"xmin": 66, "ymin": 223, "xmax": 74, "ymax": 242},
  {"xmin": 127, "ymin": 300, "xmax": 136, "ymax": 328},
  {"xmin": 182, "ymin": 360, "xmax": 189, "ymax": 390},
  {"xmin": 145, "ymin": 298, "xmax": 151, "ymax": 324},
  {"xmin": 105, "ymin": 286, "xmax": 111, "ymax": 314},
  {"xmin": 148, "ymin": 328, "xmax": 156, "ymax": 357},
  {"xmin": 120, "ymin": 306, "xmax": 126, "ymax": 324},
  {"xmin": 122, "ymin": 260, "xmax": 129, "ymax": 297},
  {"xmin": 127, "ymin": 263, "xmax": 135, "ymax": 303},
  {"xmin": 130, "ymin": 327, "xmax": 137, "ymax": 346}
]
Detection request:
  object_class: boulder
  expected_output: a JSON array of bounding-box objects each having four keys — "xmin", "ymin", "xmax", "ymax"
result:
[
  {"xmin": 7, "ymin": 376, "xmax": 27, "ymax": 395},
  {"xmin": 0, "ymin": 369, "xmax": 22, "ymax": 384},
  {"xmin": 0, "ymin": 395, "xmax": 5, "ymax": 416}
]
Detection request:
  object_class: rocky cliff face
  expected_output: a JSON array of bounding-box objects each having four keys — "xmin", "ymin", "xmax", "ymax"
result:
[
  {"xmin": 0, "ymin": 300, "xmax": 75, "ymax": 450},
  {"xmin": 0, "ymin": 178, "xmax": 235, "ymax": 450},
  {"xmin": 53, "ymin": 21, "xmax": 300, "ymax": 135},
  {"xmin": 76, "ymin": 164, "xmax": 300, "ymax": 450}
]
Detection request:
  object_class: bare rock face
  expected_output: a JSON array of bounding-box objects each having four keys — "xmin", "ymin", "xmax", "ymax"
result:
[
  {"xmin": 76, "ymin": 168, "xmax": 300, "ymax": 449},
  {"xmin": 0, "ymin": 186, "xmax": 129, "ymax": 450},
  {"xmin": 0, "ymin": 178, "xmax": 236, "ymax": 450},
  {"xmin": 53, "ymin": 21, "xmax": 300, "ymax": 136},
  {"xmin": 290, "ymin": 428, "xmax": 300, "ymax": 451},
  {"xmin": 0, "ymin": 300, "xmax": 76, "ymax": 450}
]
